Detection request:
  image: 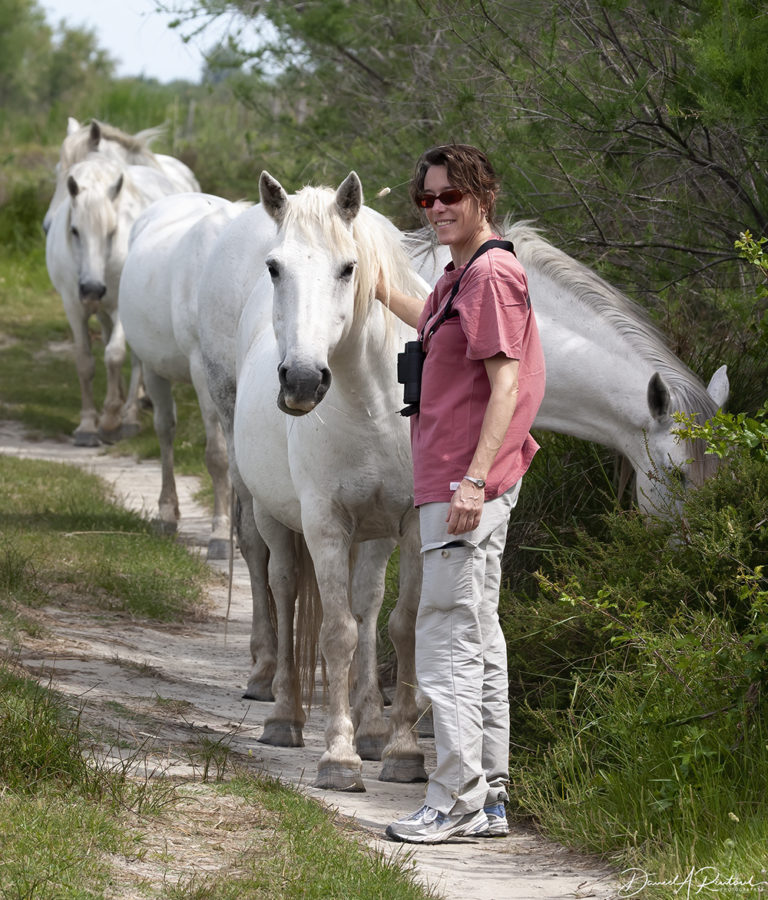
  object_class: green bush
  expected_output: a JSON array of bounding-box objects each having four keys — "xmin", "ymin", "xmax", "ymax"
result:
[{"xmin": 509, "ymin": 445, "xmax": 768, "ymax": 881}]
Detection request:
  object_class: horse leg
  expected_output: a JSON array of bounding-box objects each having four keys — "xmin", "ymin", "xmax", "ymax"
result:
[
  {"xmin": 230, "ymin": 459, "xmax": 277, "ymax": 701},
  {"xmin": 68, "ymin": 307, "xmax": 100, "ymax": 447},
  {"xmin": 379, "ymin": 511, "xmax": 427, "ymax": 783},
  {"xmin": 304, "ymin": 519, "xmax": 364, "ymax": 792},
  {"xmin": 256, "ymin": 516, "xmax": 305, "ymax": 747},
  {"xmin": 98, "ymin": 313, "xmax": 127, "ymax": 444},
  {"xmin": 143, "ymin": 367, "xmax": 180, "ymax": 535},
  {"xmin": 350, "ymin": 538, "xmax": 396, "ymax": 761},
  {"xmin": 190, "ymin": 354, "xmax": 231, "ymax": 561},
  {"xmin": 120, "ymin": 347, "xmax": 143, "ymax": 440},
  {"xmin": 202, "ymin": 359, "xmax": 277, "ymax": 699}
]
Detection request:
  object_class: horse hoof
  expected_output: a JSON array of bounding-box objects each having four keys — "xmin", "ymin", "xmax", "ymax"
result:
[
  {"xmin": 120, "ymin": 422, "xmax": 141, "ymax": 440},
  {"xmin": 355, "ymin": 734, "xmax": 387, "ymax": 761},
  {"xmin": 242, "ymin": 680, "xmax": 275, "ymax": 702},
  {"xmin": 73, "ymin": 430, "xmax": 100, "ymax": 448},
  {"xmin": 206, "ymin": 538, "xmax": 231, "ymax": 561},
  {"xmin": 379, "ymin": 755, "xmax": 427, "ymax": 783},
  {"xmin": 258, "ymin": 720, "xmax": 304, "ymax": 747},
  {"xmin": 314, "ymin": 765, "xmax": 365, "ymax": 792}
]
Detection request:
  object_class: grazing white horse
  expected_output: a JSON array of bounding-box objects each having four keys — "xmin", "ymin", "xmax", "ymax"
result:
[
  {"xmin": 45, "ymin": 156, "xmax": 184, "ymax": 446},
  {"xmin": 118, "ymin": 193, "xmax": 247, "ymax": 557},
  {"xmin": 198, "ymin": 172, "xmax": 430, "ymax": 791},
  {"xmin": 406, "ymin": 224, "xmax": 729, "ymax": 515},
  {"xmin": 43, "ymin": 118, "xmax": 199, "ymax": 234}
]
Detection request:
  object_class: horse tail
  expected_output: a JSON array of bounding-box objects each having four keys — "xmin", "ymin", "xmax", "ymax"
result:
[{"xmin": 294, "ymin": 533, "xmax": 324, "ymax": 710}]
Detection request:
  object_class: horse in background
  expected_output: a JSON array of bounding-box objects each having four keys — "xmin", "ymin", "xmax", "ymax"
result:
[
  {"xmin": 43, "ymin": 118, "xmax": 199, "ymax": 234},
  {"xmin": 405, "ymin": 223, "xmax": 729, "ymax": 517},
  {"xmin": 118, "ymin": 192, "xmax": 247, "ymax": 559},
  {"xmin": 45, "ymin": 157, "xmax": 184, "ymax": 446}
]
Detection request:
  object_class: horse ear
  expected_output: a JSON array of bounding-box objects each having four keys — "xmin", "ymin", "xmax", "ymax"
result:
[
  {"xmin": 67, "ymin": 117, "xmax": 81, "ymax": 136},
  {"xmin": 109, "ymin": 173, "xmax": 124, "ymax": 202},
  {"xmin": 336, "ymin": 172, "xmax": 363, "ymax": 224},
  {"xmin": 88, "ymin": 120, "xmax": 102, "ymax": 152},
  {"xmin": 647, "ymin": 372, "xmax": 671, "ymax": 421},
  {"xmin": 706, "ymin": 364, "xmax": 729, "ymax": 410},
  {"xmin": 259, "ymin": 171, "xmax": 288, "ymax": 224},
  {"xmin": 67, "ymin": 175, "xmax": 79, "ymax": 199}
]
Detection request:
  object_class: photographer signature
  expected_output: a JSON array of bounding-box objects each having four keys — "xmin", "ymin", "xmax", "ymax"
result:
[{"xmin": 619, "ymin": 867, "xmax": 768, "ymax": 898}]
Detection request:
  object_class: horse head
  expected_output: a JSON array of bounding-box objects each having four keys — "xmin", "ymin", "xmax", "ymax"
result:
[
  {"xmin": 259, "ymin": 170, "xmax": 363, "ymax": 415},
  {"xmin": 632, "ymin": 363, "xmax": 729, "ymax": 517},
  {"xmin": 43, "ymin": 117, "xmax": 165, "ymax": 234},
  {"xmin": 65, "ymin": 158, "xmax": 126, "ymax": 305}
]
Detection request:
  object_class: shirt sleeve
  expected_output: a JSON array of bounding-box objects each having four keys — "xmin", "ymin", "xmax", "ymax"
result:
[{"xmin": 455, "ymin": 251, "xmax": 531, "ymax": 360}]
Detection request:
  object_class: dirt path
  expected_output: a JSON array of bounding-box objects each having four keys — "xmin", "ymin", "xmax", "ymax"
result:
[{"xmin": 0, "ymin": 421, "xmax": 619, "ymax": 900}]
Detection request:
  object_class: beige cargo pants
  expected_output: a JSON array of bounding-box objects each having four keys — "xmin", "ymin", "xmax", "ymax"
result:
[{"xmin": 415, "ymin": 481, "xmax": 521, "ymax": 815}]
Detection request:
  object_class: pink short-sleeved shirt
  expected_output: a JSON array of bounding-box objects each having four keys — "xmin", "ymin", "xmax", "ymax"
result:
[{"xmin": 411, "ymin": 245, "xmax": 546, "ymax": 506}]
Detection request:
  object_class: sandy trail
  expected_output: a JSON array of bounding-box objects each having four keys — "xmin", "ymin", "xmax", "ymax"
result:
[{"xmin": 0, "ymin": 421, "xmax": 619, "ymax": 900}]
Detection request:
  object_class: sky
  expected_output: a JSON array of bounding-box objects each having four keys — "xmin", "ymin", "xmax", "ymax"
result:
[{"xmin": 41, "ymin": 0, "xmax": 226, "ymax": 83}]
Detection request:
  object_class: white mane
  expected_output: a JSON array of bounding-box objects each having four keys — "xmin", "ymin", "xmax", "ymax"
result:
[{"xmin": 506, "ymin": 222, "xmax": 719, "ymax": 421}]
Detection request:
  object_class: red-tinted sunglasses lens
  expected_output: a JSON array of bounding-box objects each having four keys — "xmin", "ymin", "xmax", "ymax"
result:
[{"xmin": 416, "ymin": 189, "xmax": 465, "ymax": 209}]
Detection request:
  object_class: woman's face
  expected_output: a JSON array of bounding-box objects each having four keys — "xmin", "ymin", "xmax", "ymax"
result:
[{"xmin": 422, "ymin": 165, "xmax": 487, "ymax": 256}]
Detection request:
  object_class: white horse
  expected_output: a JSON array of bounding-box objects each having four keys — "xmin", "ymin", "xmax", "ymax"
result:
[
  {"xmin": 118, "ymin": 193, "xmax": 247, "ymax": 557},
  {"xmin": 43, "ymin": 118, "xmax": 199, "ymax": 234},
  {"xmin": 198, "ymin": 172, "xmax": 430, "ymax": 791},
  {"xmin": 45, "ymin": 156, "xmax": 185, "ymax": 446},
  {"xmin": 406, "ymin": 224, "xmax": 729, "ymax": 515}
]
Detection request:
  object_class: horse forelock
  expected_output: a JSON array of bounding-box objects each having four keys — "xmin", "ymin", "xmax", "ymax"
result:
[
  {"xmin": 282, "ymin": 187, "xmax": 426, "ymax": 326},
  {"xmin": 66, "ymin": 158, "xmax": 128, "ymax": 231},
  {"xmin": 506, "ymin": 222, "xmax": 717, "ymax": 426}
]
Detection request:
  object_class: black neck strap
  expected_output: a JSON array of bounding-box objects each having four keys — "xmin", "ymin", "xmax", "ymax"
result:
[{"xmin": 420, "ymin": 239, "xmax": 516, "ymax": 343}]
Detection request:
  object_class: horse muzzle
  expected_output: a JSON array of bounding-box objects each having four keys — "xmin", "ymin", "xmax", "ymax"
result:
[
  {"xmin": 79, "ymin": 280, "xmax": 107, "ymax": 302},
  {"xmin": 277, "ymin": 362, "xmax": 332, "ymax": 416}
]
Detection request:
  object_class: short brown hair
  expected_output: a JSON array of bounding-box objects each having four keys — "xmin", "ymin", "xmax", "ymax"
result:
[{"xmin": 410, "ymin": 144, "xmax": 500, "ymax": 227}]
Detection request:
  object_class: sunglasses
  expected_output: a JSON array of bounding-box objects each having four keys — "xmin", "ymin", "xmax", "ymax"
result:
[{"xmin": 415, "ymin": 188, "xmax": 466, "ymax": 209}]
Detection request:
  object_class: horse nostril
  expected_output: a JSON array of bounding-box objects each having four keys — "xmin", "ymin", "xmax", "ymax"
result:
[
  {"xmin": 79, "ymin": 281, "xmax": 106, "ymax": 300},
  {"xmin": 320, "ymin": 368, "xmax": 331, "ymax": 392}
]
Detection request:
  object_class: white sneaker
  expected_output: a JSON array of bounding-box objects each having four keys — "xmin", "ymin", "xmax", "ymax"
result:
[{"xmin": 386, "ymin": 804, "xmax": 489, "ymax": 844}]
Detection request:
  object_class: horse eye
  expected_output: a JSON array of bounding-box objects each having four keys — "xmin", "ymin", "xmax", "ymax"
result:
[
  {"xmin": 70, "ymin": 226, "xmax": 79, "ymax": 239},
  {"xmin": 339, "ymin": 262, "xmax": 356, "ymax": 280},
  {"xmin": 266, "ymin": 260, "xmax": 279, "ymax": 280}
]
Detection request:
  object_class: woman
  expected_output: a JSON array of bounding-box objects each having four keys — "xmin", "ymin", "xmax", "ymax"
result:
[{"xmin": 379, "ymin": 144, "xmax": 546, "ymax": 844}]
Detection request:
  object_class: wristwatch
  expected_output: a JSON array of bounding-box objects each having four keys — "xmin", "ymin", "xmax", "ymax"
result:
[{"xmin": 463, "ymin": 475, "xmax": 486, "ymax": 489}]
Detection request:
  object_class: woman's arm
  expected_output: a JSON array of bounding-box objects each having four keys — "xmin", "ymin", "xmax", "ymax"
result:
[
  {"xmin": 375, "ymin": 278, "xmax": 424, "ymax": 329},
  {"xmin": 446, "ymin": 353, "xmax": 520, "ymax": 535}
]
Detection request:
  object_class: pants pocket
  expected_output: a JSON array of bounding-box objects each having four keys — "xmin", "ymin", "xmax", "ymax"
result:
[{"xmin": 419, "ymin": 540, "xmax": 475, "ymax": 614}]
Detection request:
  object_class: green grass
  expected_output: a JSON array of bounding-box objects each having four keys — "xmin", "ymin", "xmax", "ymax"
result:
[
  {"xmin": 0, "ymin": 455, "xmax": 212, "ymax": 627},
  {"xmin": 163, "ymin": 775, "xmax": 437, "ymax": 900}
]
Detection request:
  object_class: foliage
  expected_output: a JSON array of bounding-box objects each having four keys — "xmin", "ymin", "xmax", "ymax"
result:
[
  {"xmin": 511, "ymin": 446, "xmax": 768, "ymax": 882},
  {"xmin": 673, "ymin": 401, "xmax": 768, "ymax": 464}
]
